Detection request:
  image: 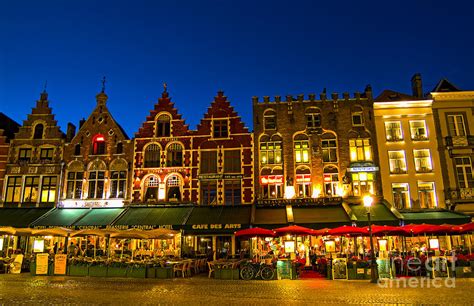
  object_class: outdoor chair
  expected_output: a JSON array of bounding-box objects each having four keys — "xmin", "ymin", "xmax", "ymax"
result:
[
  {"xmin": 173, "ymin": 262, "xmax": 185, "ymax": 277},
  {"xmin": 186, "ymin": 261, "xmax": 194, "ymax": 276},
  {"xmin": 207, "ymin": 261, "xmax": 215, "ymax": 278}
]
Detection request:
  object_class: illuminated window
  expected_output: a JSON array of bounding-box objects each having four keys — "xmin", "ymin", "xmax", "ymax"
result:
[
  {"xmin": 144, "ymin": 144, "xmax": 161, "ymax": 168},
  {"xmin": 166, "ymin": 143, "xmax": 183, "ymax": 167},
  {"xmin": 385, "ymin": 121, "xmax": 403, "ymax": 141},
  {"xmin": 92, "ymin": 134, "xmax": 106, "ymax": 155},
  {"xmin": 224, "ymin": 150, "xmax": 241, "ymax": 173},
  {"xmin": 414, "ymin": 149, "xmax": 432, "ymax": 172},
  {"xmin": 349, "ymin": 139, "xmax": 372, "ymax": 161},
  {"xmin": 144, "ymin": 176, "xmax": 159, "ymax": 201},
  {"xmin": 66, "ymin": 172, "xmax": 83, "ymax": 199},
  {"xmin": 352, "ymin": 112, "xmax": 364, "ymax": 126},
  {"xmin": 418, "ymin": 182, "xmax": 436, "ymax": 208},
  {"xmin": 88, "ymin": 171, "xmax": 105, "ymax": 199},
  {"xmin": 388, "ymin": 150, "xmax": 407, "ymax": 174},
  {"xmin": 323, "ymin": 167, "xmax": 339, "ymax": 196},
  {"xmin": 264, "ymin": 110, "xmax": 276, "ymax": 130},
  {"xmin": 351, "ymin": 172, "xmax": 374, "ymax": 196},
  {"xmin": 260, "ymin": 136, "xmax": 282, "ymax": 165},
  {"xmin": 322, "ymin": 138, "xmax": 337, "ymax": 163},
  {"xmin": 201, "ymin": 181, "xmax": 217, "ymax": 205},
  {"xmin": 200, "ymin": 151, "xmax": 217, "ymax": 174},
  {"xmin": 40, "ymin": 148, "xmax": 54, "ymax": 162},
  {"xmin": 18, "ymin": 148, "xmax": 32, "ymax": 162},
  {"xmin": 306, "ymin": 109, "xmax": 321, "ymax": 128},
  {"xmin": 224, "ymin": 180, "xmax": 241, "ymax": 205},
  {"xmin": 167, "ymin": 175, "xmax": 181, "ymax": 201},
  {"xmin": 213, "ymin": 120, "xmax": 228, "ymax": 138},
  {"xmin": 110, "ymin": 171, "xmax": 126, "ymax": 198},
  {"xmin": 296, "ymin": 168, "xmax": 311, "ymax": 198},
  {"xmin": 294, "ymin": 140, "xmax": 310, "ymax": 164},
  {"xmin": 455, "ymin": 157, "xmax": 474, "ymax": 188},
  {"xmin": 447, "ymin": 114, "xmax": 466, "ymax": 136},
  {"xmin": 5, "ymin": 176, "xmax": 22, "ymax": 204},
  {"xmin": 23, "ymin": 176, "xmax": 40, "ymax": 204},
  {"xmin": 33, "ymin": 124, "xmax": 44, "ymax": 139},
  {"xmin": 40, "ymin": 176, "xmax": 57, "ymax": 204},
  {"xmin": 156, "ymin": 114, "xmax": 171, "ymax": 137},
  {"xmin": 392, "ymin": 183, "xmax": 410, "ymax": 209},
  {"xmin": 409, "ymin": 120, "xmax": 428, "ymax": 140}
]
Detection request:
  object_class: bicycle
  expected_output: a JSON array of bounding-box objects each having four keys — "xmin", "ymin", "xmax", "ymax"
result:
[{"xmin": 240, "ymin": 260, "xmax": 275, "ymax": 280}]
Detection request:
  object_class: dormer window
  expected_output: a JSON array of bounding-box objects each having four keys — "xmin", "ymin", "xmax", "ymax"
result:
[
  {"xmin": 92, "ymin": 134, "xmax": 106, "ymax": 155},
  {"xmin": 156, "ymin": 114, "xmax": 171, "ymax": 137},
  {"xmin": 33, "ymin": 124, "xmax": 44, "ymax": 139},
  {"xmin": 213, "ymin": 119, "xmax": 228, "ymax": 138}
]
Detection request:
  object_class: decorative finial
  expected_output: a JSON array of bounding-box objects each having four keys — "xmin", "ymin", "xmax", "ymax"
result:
[
  {"xmin": 101, "ymin": 76, "xmax": 106, "ymax": 93},
  {"xmin": 43, "ymin": 81, "xmax": 48, "ymax": 93},
  {"xmin": 163, "ymin": 82, "xmax": 167, "ymax": 93}
]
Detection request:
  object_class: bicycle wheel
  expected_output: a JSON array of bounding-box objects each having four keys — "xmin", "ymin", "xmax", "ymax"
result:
[
  {"xmin": 240, "ymin": 265, "xmax": 255, "ymax": 280},
  {"xmin": 260, "ymin": 266, "xmax": 274, "ymax": 280}
]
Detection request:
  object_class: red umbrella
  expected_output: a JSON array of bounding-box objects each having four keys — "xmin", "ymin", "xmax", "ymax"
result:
[
  {"xmin": 311, "ymin": 228, "xmax": 330, "ymax": 236},
  {"xmin": 363, "ymin": 225, "xmax": 409, "ymax": 237},
  {"xmin": 235, "ymin": 227, "xmax": 275, "ymax": 238},
  {"xmin": 402, "ymin": 223, "xmax": 451, "ymax": 235},
  {"xmin": 328, "ymin": 225, "xmax": 367, "ymax": 236},
  {"xmin": 273, "ymin": 225, "xmax": 313, "ymax": 236},
  {"xmin": 457, "ymin": 222, "xmax": 474, "ymax": 234}
]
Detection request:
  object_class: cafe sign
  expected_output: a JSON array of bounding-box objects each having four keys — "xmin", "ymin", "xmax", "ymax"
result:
[
  {"xmin": 191, "ymin": 224, "xmax": 242, "ymax": 230},
  {"xmin": 260, "ymin": 175, "xmax": 284, "ymax": 185}
]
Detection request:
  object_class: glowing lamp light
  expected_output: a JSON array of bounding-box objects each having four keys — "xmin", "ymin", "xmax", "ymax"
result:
[
  {"xmin": 95, "ymin": 136, "xmax": 105, "ymax": 142},
  {"xmin": 311, "ymin": 188, "xmax": 321, "ymax": 199},
  {"xmin": 363, "ymin": 195, "xmax": 374, "ymax": 208},
  {"xmin": 284, "ymin": 186, "xmax": 295, "ymax": 199}
]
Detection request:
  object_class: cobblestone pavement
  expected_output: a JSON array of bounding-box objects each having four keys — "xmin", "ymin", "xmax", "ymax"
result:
[{"xmin": 0, "ymin": 274, "xmax": 473, "ymax": 305}]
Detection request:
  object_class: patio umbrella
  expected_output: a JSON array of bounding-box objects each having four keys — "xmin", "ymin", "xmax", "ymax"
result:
[
  {"xmin": 402, "ymin": 224, "xmax": 449, "ymax": 235},
  {"xmin": 146, "ymin": 228, "xmax": 179, "ymax": 239},
  {"xmin": 71, "ymin": 228, "xmax": 118, "ymax": 237},
  {"xmin": 273, "ymin": 225, "xmax": 313, "ymax": 236},
  {"xmin": 364, "ymin": 225, "xmax": 409, "ymax": 237},
  {"xmin": 328, "ymin": 225, "xmax": 367, "ymax": 236},
  {"xmin": 110, "ymin": 228, "xmax": 150, "ymax": 239},
  {"xmin": 459, "ymin": 222, "xmax": 474, "ymax": 234},
  {"xmin": 235, "ymin": 227, "xmax": 275, "ymax": 238},
  {"xmin": 32, "ymin": 227, "xmax": 75, "ymax": 237},
  {"xmin": 311, "ymin": 228, "xmax": 330, "ymax": 236},
  {"xmin": 13, "ymin": 228, "xmax": 34, "ymax": 236},
  {"xmin": 0, "ymin": 227, "xmax": 16, "ymax": 235}
]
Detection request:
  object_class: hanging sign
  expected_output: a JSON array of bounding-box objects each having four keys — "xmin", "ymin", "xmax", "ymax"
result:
[
  {"xmin": 35, "ymin": 253, "xmax": 49, "ymax": 275},
  {"xmin": 54, "ymin": 254, "xmax": 67, "ymax": 275}
]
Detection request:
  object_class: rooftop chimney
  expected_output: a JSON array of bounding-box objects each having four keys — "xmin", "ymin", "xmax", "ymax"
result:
[{"xmin": 411, "ymin": 73, "xmax": 423, "ymax": 98}]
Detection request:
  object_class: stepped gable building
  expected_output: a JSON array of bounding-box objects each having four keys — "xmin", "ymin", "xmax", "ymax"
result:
[
  {"xmin": 374, "ymin": 74, "xmax": 445, "ymax": 210},
  {"xmin": 430, "ymin": 79, "xmax": 474, "ymax": 216},
  {"xmin": 132, "ymin": 88, "xmax": 253, "ymax": 205},
  {"xmin": 0, "ymin": 113, "xmax": 20, "ymax": 204},
  {"xmin": 2, "ymin": 91, "xmax": 65, "ymax": 207},
  {"xmin": 132, "ymin": 86, "xmax": 193, "ymax": 203},
  {"xmin": 192, "ymin": 90, "xmax": 253, "ymax": 205},
  {"xmin": 252, "ymin": 86, "xmax": 381, "ymax": 204},
  {"xmin": 60, "ymin": 86, "xmax": 133, "ymax": 208}
]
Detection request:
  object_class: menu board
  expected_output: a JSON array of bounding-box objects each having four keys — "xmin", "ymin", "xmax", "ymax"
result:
[
  {"xmin": 376, "ymin": 259, "xmax": 392, "ymax": 279},
  {"xmin": 431, "ymin": 256, "xmax": 449, "ymax": 278},
  {"xmin": 332, "ymin": 258, "xmax": 348, "ymax": 280},
  {"xmin": 54, "ymin": 254, "xmax": 67, "ymax": 275},
  {"xmin": 36, "ymin": 253, "xmax": 49, "ymax": 275},
  {"xmin": 276, "ymin": 260, "xmax": 292, "ymax": 280}
]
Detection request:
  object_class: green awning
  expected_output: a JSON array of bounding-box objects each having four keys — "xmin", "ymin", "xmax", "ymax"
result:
[
  {"xmin": 349, "ymin": 203, "xmax": 399, "ymax": 225},
  {"xmin": 183, "ymin": 206, "xmax": 251, "ymax": 234},
  {"xmin": 292, "ymin": 206, "xmax": 350, "ymax": 229},
  {"xmin": 73, "ymin": 208, "xmax": 125, "ymax": 229},
  {"xmin": 31, "ymin": 208, "xmax": 90, "ymax": 228},
  {"xmin": 253, "ymin": 207, "xmax": 288, "ymax": 229},
  {"xmin": 112, "ymin": 206, "xmax": 193, "ymax": 229},
  {"xmin": 400, "ymin": 209, "xmax": 470, "ymax": 225},
  {"xmin": 0, "ymin": 208, "xmax": 51, "ymax": 227}
]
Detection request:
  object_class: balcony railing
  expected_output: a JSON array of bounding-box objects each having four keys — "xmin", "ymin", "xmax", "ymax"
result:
[
  {"xmin": 447, "ymin": 188, "xmax": 474, "ymax": 200},
  {"xmin": 445, "ymin": 135, "xmax": 474, "ymax": 148}
]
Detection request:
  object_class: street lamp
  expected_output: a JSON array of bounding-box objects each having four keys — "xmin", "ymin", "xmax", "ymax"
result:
[{"xmin": 363, "ymin": 195, "xmax": 379, "ymax": 283}]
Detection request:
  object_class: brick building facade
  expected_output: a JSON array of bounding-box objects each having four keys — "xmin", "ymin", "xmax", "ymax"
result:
[
  {"xmin": 60, "ymin": 88, "xmax": 134, "ymax": 207},
  {"xmin": 132, "ymin": 88, "xmax": 253, "ymax": 205},
  {"xmin": 0, "ymin": 113, "xmax": 20, "ymax": 203},
  {"xmin": 252, "ymin": 86, "xmax": 381, "ymax": 204},
  {"xmin": 2, "ymin": 91, "xmax": 65, "ymax": 207}
]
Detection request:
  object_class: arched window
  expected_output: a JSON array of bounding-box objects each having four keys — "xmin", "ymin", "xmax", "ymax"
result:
[
  {"xmin": 74, "ymin": 144, "xmax": 81, "ymax": 156},
  {"xmin": 305, "ymin": 108, "xmax": 321, "ymax": 128},
  {"xmin": 264, "ymin": 110, "xmax": 276, "ymax": 130},
  {"xmin": 92, "ymin": 134, "xmax": 106, "ymax": 155},
  {"xmin": 323, "ymin": 166, "xmax": 339, "ymax": 196},
  {"xmin": 116, "ymin": 142, "xmax": 123, "ymax": 154},
  {"xmin": 156, "ymin": 114, "xmax": 171, "ymax": 137},
  {"xmin": 295, "ymin": 167, "xmax": 311, "ymax": 198},
  {"xmin": 144, "ymin": 144, "xmax": 161, "ymax": 168},
  {"xmin": 294, "ymin": 134, "xmax": 310, "ymax": 164},
  {"xmin": 351, "ymin": 106, "xmax": 364, "ymax": 126},
  {"xmin": 144, "ymin": 175, "xmax": 160, "ymax": 201},
  {"xmin": 259, "ymin": 134, "xmax": 282, "ymax": 165},
  {"xmin": 166, "ymin": 143, "xmax": 183, "ymax": 167},
  {"xmin": 166, "ymin": 174, "xmax": 181, "ymax": 201},
  {"xmin": 33, "ymin": 124, "xmax": 44, "ymax": 139},
  {"xmin": 321, "ymin": 133, "xmax": 338, "ymax": 163}
]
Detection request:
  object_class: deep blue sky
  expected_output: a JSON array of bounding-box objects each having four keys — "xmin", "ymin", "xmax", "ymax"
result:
[{"xmin": 1, "ymin": 0, "xmax": 473, "ymax": 136}]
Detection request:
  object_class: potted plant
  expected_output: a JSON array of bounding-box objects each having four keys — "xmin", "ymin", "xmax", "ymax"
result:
[
  {"xmin": 68, "ymin": 257, "xmax": 89, "ymax": 276},
  {"xmin": 455, "ymin": 255, "xmax": 473, "ymax": 278}
]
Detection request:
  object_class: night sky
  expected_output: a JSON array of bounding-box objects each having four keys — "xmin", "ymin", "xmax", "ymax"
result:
[{"xmin": 1, "ymin": 0, "xmax": 473, "ymax": 136}]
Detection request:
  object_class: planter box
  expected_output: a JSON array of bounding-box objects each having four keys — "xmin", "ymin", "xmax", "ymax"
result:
[
  {"xmin": 69, "ymin": 265, "xmax": 89, "ymax": 277},
  {"xmin": 48, "ymin": 263, "xmax": 54, "ymax": 276},
  {"xmin": 217, "ymin": 268, "xmax": 240, "ymax": 280},
  {"xmin": 89, "ymin": 265, "xmax": 108, "ymax": 277},
  {"xmin": 146, "ymin": 266, "xmax": 156, "ymax": 278},
  {"xmin": 30, "ymin": 262, "xmax": 36, "ymax": 276},
  {"xmin": 155, "ymin": 267, "xmax": 173, "ymax": 279},
  {"xmin": 127, "ymin": 266, "xmax": 146, "ymax": 278},
  {"xmin": 455, "ymin": 266, "xmax": 473, "ymax": 278},
  {"xmin": 107, "ymin": 266, "xmax": 128, "ymax": 278}
]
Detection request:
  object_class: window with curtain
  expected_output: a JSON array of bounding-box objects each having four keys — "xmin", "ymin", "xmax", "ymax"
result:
[
  {"xmin": 66, "ymin": 172, "xmax": 83, "ymax": 199},
  {"xmin": 224, "ymin": 150, "xmax": 241, "ymax": 173},
  {"xmin": 349, "ymin": 139, "xmax": 372, "ymax": 161},
  {"xmin": 294, "ymin": 140, "xmax": 310, "ymax": 163},
  {"xmin": 144, "ymin": 144, "xmax": 161, "ymax": 168},
  {"xmin": 110, "ymin": 171, "xmax": 127, "ymax": 198},
  {"xmin": 409, "ymin": 120, "xmax": 428, "ymax": 140},
  {"xmin": 40, "ymin": 176, "xmax": 57, "ymax": 204},
  {"xmin": 166, "ymin": 143, "xmax": 183, "ymax": 167},
  {"xmin": 418, "ymin": 182, "xmax": 436, "ymax": 208},
  {"xmin": 384, "ymin": 121, "xmax": 403, "ymax": 141},
  {"xmin": 414, "ymin": 149, "xmax": 432, "ymax": 172},
  {"xmin": 447, "ymin": 114, "xmax": 466, "ymax": 136},
  {"xmin": 455, "ymin": 157, "xmax": 474, "ymax": 188},
  {"xmin": 23, "ymin": 176, "xmax": 40, "ymax": 204},
  {"xmin": 5, "ymin": 176, "xmax": 22, "ymax": 204},
  {"xmin": 260, "ymin": 140, "xmax": 282, "ymax": 165},
  {"xmin": 388, "ymin": 150, "xmax": 407, "ymax": 174},
  {"xmin": 200, "ymin": 151, "xmax": 217, "ymax": 174},
  {"xmin": 87, "ymin": 171, "xmax": 105, "ymax": 199},
  {"xmin": 392, "ymin": 183, "xmax": 410, "ymax": 209},
  {"xmin": 156, "ymin": 114, "xmax": 171, "ymax": 137}
]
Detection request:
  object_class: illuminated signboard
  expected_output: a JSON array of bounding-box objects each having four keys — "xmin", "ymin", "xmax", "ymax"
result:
[
  {"xmin": 296, "ymin": 174, "xmax": 311, "ymax": 183},
  {"xmin": 260, "ymin": 175, "xmax": 284, "ymax": 185},
  {"xmin": 59, "ymin": 199, "xmax": 124, "ymax": 208}
]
